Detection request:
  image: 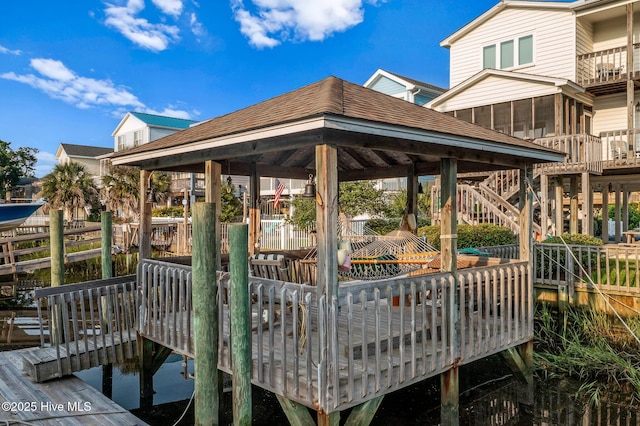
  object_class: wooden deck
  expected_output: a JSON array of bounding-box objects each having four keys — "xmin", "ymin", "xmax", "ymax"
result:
[
  {"xmin": 0, "ymin": 349, "xmax": 147, "ymax": 425},
  {"xmin": 138, "ymin": 258, "xmax": 532, "ymax": 413}
]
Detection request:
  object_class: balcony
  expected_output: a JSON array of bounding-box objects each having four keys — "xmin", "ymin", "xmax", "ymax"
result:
[
  {"xmin": 576, "ymin": 44, "xmax": 640, "ymax": 95},
  {"xmin": 533, "ymin": 133, "xmax": 602, "ymax": 175},
  {"xmin": 600, "ymin": 128, "xmax": 640, "ymax": 167}
]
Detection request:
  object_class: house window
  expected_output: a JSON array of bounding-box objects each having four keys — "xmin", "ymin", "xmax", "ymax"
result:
[
  {"xmin": 483, "ymin": 45, "xmax": 496, "ymax": 69},
  {"xmin": 133, "ymin": 130, "xmax": 143, "ymax": 147},
  {"xmin": 483, "ymin": 35, "xmax": 533, "ymax": 70},
  {"xmin": 117, "ymin": 135, "xmax": 126, "ymax": 151}
]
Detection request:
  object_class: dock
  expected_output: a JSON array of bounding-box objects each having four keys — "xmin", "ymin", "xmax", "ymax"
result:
[{"xmin": 0, "ymin": 349, "xmax": 147, "ymax": 425}]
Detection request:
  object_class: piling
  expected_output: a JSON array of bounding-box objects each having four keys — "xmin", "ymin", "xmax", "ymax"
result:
[
  {"xmin": 192, "ymin": 203, "xmax": 219, "ymax": 425},
  {"xmin": 229, "ymin": 224, "xmax": 251, "ymax": 425},
  {"xmin": 50, "ymin": 210, "xmax": 64, "ymax": 288},
  {"xmin": 101, "ymin": 211, "xmax": 113, "ymax": 396}
]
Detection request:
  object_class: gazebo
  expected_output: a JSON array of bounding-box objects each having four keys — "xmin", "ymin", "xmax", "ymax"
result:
[{"xmin": 112, "ymin": 76, "xmax": 565, "ymax": 425}]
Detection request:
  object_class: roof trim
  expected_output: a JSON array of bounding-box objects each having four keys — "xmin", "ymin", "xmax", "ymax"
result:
[
  {"xmin": 426, "ymin": 68, "xmax": 584, "ymax": 109},
  {"xmin": 440, "ymin": 0, "xmax": 577, "ymax": 48},
  {"xmin": 364, "ymin": 69, "xmax": 445, "ymax": 94}
]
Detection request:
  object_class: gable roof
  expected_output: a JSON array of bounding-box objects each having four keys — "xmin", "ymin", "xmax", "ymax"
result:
[
  {"xmin": 441, "ymin": 0, "xmax": 577, "ymax": 48},
  {"xmin": 427, "ymin": 68, "xmax": 585, "ymax": 109},
  {"xmin": 56, "ymin": 143, "xmax": 113, "ymax": 159},
  {"xmin": 129, "ymin": 112, "xmax": 199, "ymax": 129},
  {"xmin": 364, "ymin": 69, "xmax": 446, "ymax": 94},
  {"xmin": 111, "ymin": 76, "xmax": 565, "ymax": 177}
]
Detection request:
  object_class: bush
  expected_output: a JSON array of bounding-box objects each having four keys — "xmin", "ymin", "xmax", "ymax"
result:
[
  {"xmin": 153, "ymin": 206, "xmax": 185, "ymax": 217},
  {"xmin": 365, "ymin": 216, "xmax": 430, "ymax": 235},
  {"xmin": 543, "ymin": 233, "xmax": 603, "ymax": 246},
  {"xmin": 417, "ymin": 223, "xmax": 516, "ymax": 250}
]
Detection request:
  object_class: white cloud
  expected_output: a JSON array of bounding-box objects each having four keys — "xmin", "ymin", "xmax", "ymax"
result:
[
  {"xmin": 34, "ymin": 151, "xmax": 57, "ymax": 178},
  {"xmin": 0, "ymin": 44, "xmax": 22, "ymax": 55},
  {"xmin": 104, "ymin": 0, "xmax": 180, "ymax": 51},
  {"xmin": 152, "ymin": 0, "xmax": 184, "ymax": 17},
  {"xmin": 231, "ymin": 0, "xmax": 385, "ymax": 48},
  {"xmin": 189, "ymin": 12, "xmax": 206, "ymax": 38},
  {"xmin": 142, "ymin": 106, "xmax": 196, "ymax": 120},
  {"xmin": 1, "ymin": 58, "xmax": 145, "ymax": 110}
]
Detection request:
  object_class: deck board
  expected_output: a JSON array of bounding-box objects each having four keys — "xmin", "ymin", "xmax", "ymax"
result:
[{"xmin": 0, "ymin": 349, "xmax": 147, "ymax": 425}]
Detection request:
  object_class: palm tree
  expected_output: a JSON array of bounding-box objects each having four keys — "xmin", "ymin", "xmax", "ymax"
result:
[
  {"xmin": 150, "ymin": 171, "xmax": 172, "ymax": 205},
  {"xmin": 102, "ymin": 166, "xmax": 140, "ymax": 220},
  {"xmin": 41, "ymin": 161, "xmax": 99, "ymax": 221}
]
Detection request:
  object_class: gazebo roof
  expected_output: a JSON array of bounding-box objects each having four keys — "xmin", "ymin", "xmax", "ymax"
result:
[{"xmin": 111, "ymin": 76, "xmax": 565, "ymax": 179}]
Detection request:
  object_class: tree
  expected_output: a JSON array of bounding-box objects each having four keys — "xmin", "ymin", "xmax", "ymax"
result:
[
  {"xmin": 220, "ymin": 181, "xmax": 242, "ymax": 222},
  {"xmin": 41, "ymin": 161, "xmax": 99, "ymax": 221},
  {"xmin": 150, "ymin": 171, "xmax": 172, "ymax": 204},
  {"xmin": 384, "ymin": 189, "xmax": 432, "ymax": 219},
  {"xmin": 102, "ymin": 166, "xmax": 140, "ymax": 220},
  {"xmin": 0, "ymin": 139, "xmax": 38, "ymax": 199}
]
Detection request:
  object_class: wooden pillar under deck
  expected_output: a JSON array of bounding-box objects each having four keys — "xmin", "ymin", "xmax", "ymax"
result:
[
  {"xmin": 581, "ymin": 172, "xmax": 593, "ymax": 236},
  {"xmin": 569, "ymin": 176, "xmax": 578, "ymax": 235},
  {"xmin": 554, "ymin": 177, "xmax": 564, "ymax": 236},
  {"xmin": 623, "ymin": 190, "xmax": 629, "ymax": 233},
  {"xmin": 602, "ymin": 185, "xmax": 610, "ymax": 243},
  {"xmin": 540, "ymin": 174, "xmax": 549, "ymax": 237},
  {"xmin": 439, "ymin": 158, "xmax": 459, "ymax": 426},
  {"xmin": 139, "ymin": 170, "xmax": 152, "ymax": 260},
  {"xmin": 615, "ymin": 184, "xmax": 622, "ymax": 243}
]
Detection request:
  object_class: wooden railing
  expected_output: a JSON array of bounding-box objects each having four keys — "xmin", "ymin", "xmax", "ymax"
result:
[
  {"xmin": 600, "ymin": 128, "xmax": 640, "ymax": 165},
  {"xmin": 137, "ymin": 258, "xmax": 530, "ymax": 413},
  {"xmin": 26, "ymin": 275, "xmax": 138, "ymax": 382},
  {"xmin": 533, "ymin": 134, "xmax": 602, "ymax": 174},
  {"xmin": 534, "ymin": 243, "xmax": 640, "ymax": 294},
  {"xmin": 482, "ymin": 169, "xmax": 520, "ymax": 200},
  {"xmin": 576, "ymin": 44, "xmax": 640, "ymax": 86}
]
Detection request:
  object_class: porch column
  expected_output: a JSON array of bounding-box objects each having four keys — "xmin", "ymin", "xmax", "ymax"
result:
[
  {"xmin": 439, "ymin": 158, "xmax": 458, "ymax": 426},
  {"xmin": 623, "ymin": 189, "xmax": 629, "ymax": 232},
  {"xmin": 569, "ymin": 176, "xmax": 578, "ymax": 234},
  {"xmin": 627, "ymin": 4, "xmax": 635, "ymax": 139},
  {"xmin": 554, "ymin": 177, "xmax": 564, "ymax": 236},
  {"xmin": 539, "ymin": 174, "xmax": 549, "ymax": 238},
  {"xmin": 581, "ymin": 172, "xmax": 593, "ymax": 236},
  {"xmin": 315, "ymin": 144, "xmax": 339, "ymax": 424},
  {"xmin": 520, "ymin": 166, "xmax": 533, "ymax": 262},
  {"xmin": 249, "ymin": 163, "xmax": 261, "ymax": 256},
  {"xmin": 615, "ymin": 184, "xmax": 622, "ymax": 243},
  {"xmin": 205, "ymin": 160, "xmax": 222, "ymax": 269},
  {"xmin": 404, "ymin": 164, "xmax": 419, "ymax": 233},
  {"xmin": 602, "ymin": 184, "xmax": 610, "ymax": 243},
  {"xmin": 139, "ymin": 169, "xmax": 152, "ymax": 260}
]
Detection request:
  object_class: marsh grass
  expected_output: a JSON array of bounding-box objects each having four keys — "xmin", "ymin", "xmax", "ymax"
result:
[{"xmin": 535, "ymin": 303, "xmax": 640, "ymax": 406}]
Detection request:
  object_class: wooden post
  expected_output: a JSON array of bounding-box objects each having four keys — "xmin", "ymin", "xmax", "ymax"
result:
[
  {"xmin": 627, "ymin": 5, "xmax": 635, "ymax": 136},
  {"xmin": 183, "ymin": 187, "xmax": 189, "ymax": 255},
  {"xmin": 540, "ymin": 174, "xmax": 549, "ymax": 238},
  {"xmin": 139, "ymin": 338, "xmax": 155, "ymax": 410},
  {"xmin": 50, "ymin": 209, "xmax": 64, "ymax": 346},
  {"xmin": 405, "ymin": 165, "xmax": 418, "ymax": 233},
  {"xmin": 569, "ymin": 176, "xmax": 578, "ymax": 235},
  {"xmin": 249, "ymin": 163, "xmax": 261, "ymax": 256},
  {"xmin": 101, "ymin": 211, "xmax": 113, "ymax": 394},
  {"xmin": 602, "ymin": 184, "xmax": 610, "ymax": 243},
  {"xmin": 439, "ymin": 158, "xmax": 458, "ymax": 426},
  {"xmin": 519, "ymin": 166, "xmax": 533, "ymax": 263},
  {"xmin": 554, "ymin": 177, "xmax": 564, "ymax": 236},
  {"xmin": 229, "ymin": 224, "xmax": 251, "ymax": 425},
  {"xmin": 205, "ymin": 160, "xmax": 222, "ymax": 270},
  {"xmin": 623, "ymin": 189, "xmax": 629, "ymax": 233},
  {"xmin": 581, "ymin": 172, "xmax": 593, "ymax": 236},
  {"xmin": 192, "ymin": 203, "xmax": 219, "ymax": 426},
  {"xmin": 101, "ymin": 211, "xmax": 113, "ymax": 279},
  {"xmin": 615, "ymin": 184, "xmax": 621, "ymax": 243},
  {"xmin": 50, "ymin": 209, "xmax": 64, "ymax": 288},
  {"xmin": 139, "ymin": 170, "xmax": 152, "ymax": 260}
]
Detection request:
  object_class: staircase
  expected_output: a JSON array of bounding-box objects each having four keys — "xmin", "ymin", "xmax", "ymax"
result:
[{"xmin": 432, "ymin": 169, "xmax": 544, "ymax": 236}]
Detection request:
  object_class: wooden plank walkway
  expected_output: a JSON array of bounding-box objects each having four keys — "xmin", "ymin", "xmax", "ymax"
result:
[{"xmin": 0, "ymin": 349, "xmax": 147, "ymax": 425}]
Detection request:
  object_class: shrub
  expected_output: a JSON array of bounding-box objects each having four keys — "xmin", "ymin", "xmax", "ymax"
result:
[
  {"xmin": 417, "ymin": 223, "xmax": 516, "ymax": 250},
  {"xmin": 153, "ymin": 206, "xmax": 185, "ymax": 217},
  {"xmin": 543, "ymin": 233, "xmax": 603, "ymax": 246}
]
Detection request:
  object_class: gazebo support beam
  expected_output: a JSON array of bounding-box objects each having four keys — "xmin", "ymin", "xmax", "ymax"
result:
[
  {"xmin": 249, "ymin": 163, "xmax": 261, "ymax": 255},
  {"xmin": 139, "ymin": 169, "xmax": 152, "ymax": 260}
]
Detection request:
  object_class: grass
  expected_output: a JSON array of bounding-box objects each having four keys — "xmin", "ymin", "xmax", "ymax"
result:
[{"xmin": 535, "ymin": 303, "xmax": 640, "ymax": 406}]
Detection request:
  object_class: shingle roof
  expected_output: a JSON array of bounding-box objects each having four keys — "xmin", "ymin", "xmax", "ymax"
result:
[
  {"xmin": 60, "ymin": 143, "xmax": 113, "ymax": 158},
  {"xmin": 114, "ymin": 76, "xmax": 557, "ymax": 158},
  {"xmin": 130, "ymin": 112, "xmax": 199, "ymax": 129},
  {"xmin": 383, "ymin": 70, "xmax": 446, "ymax": 93}
]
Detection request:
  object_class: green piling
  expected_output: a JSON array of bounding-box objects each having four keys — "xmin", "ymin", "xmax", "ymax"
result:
[
  {"xmin": 192, "ymin": 203, "xmax": 219, "ymax": 426},
  {"xmin": 50, "ymin": 209, "xmax": 64, "ymax": 288},
  {"xmin": 101, "ymin": 211, "xmax": 113, "ymax": 279},
  {"xmin": 229, "ymin": 224, "xmax": 251, "ymax": 425}
]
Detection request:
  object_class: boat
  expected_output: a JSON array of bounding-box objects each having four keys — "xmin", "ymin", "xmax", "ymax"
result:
[{"xmin": 0, "ymin": 199, "xmax": 46, "ymax": 232}]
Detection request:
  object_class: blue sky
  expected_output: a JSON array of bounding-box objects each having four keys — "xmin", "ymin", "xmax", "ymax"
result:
[{"xmin": 0, "ymin": 0, "xmax": 500, "ymax": 177}]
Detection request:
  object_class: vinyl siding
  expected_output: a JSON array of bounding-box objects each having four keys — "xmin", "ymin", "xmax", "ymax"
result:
[
  {"xmin": 414, "ymin": 93, "xmax": 433, "ymax": 106},
  {"xmin": 593, "ymin": 15, "xmax": 626, "ymax": 51},
  {"xmin": 449, "ymin": 7, "xmax": 575, "ymax": 87},
  {"xmin": 435, "ymin": 75, "xmax": 559, "ymax": 112},
  {"xmin": 576, "ymin": 19, "xmax": 593, "ymax": 55},
  {"xmin": 150, "ymin": 127, "xmax": 178, "ymax": 142},
  {"xmin": 593, "ymin": 93, "xmax": 627, "ymax": 135},
  {"xmin": 369, "ymin": 76, "xmax": 407, "ymax": 97}
]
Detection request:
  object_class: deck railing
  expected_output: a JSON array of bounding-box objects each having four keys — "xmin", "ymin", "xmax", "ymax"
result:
[
  {"xmin": 600, "ymin": 128, "xmax": 640, "ymax": 164},
  {"xmin": 576, "ymin": 44, "xmax": 640, "ymax": 86},
  {"xmin": 533, "ymin": 134, "xmax": 602, "ymax": 174},
  {"xmin": 534, "ymin": 243, "xmax": 640, "ymax": 294},
  {"xmin": 137, "ymin": 257, "xmax": 530, "ymax": 412},
  {"xmin": 29, "ymin": 275, "xmax": 138, "ymax": 381}
]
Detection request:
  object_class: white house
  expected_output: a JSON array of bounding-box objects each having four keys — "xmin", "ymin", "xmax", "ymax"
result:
[
  {"xmin": 56, "ymin": 143, "xmax": 113, "ymax": 187},
  {"xmin": 425, "ymin": 0, "xmax": 640, "ymax": 240}
]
